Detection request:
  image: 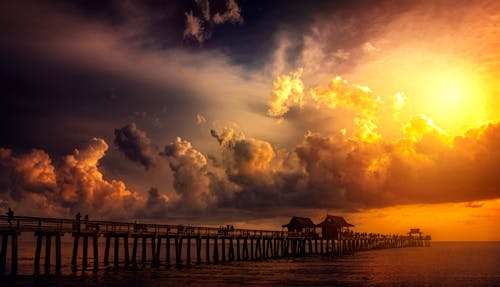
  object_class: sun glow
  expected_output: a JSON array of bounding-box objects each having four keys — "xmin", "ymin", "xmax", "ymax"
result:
[{"xmin": 411, "ymin": 68, "xmax": 488, "ymax": 136}]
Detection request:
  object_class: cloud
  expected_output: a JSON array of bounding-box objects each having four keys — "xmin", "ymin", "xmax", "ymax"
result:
[
  {"xmin": 195, "ymin": 0, "xmax": 211, "ymax": 21},
  {"xmin": 160, "ymin": 137, "xmax": 214, "ymax": 211},
  {"xmin": 137, "ymin": 187, "xmax": 171, "ymax": 219},
  {"xmin": 309, "ymin": 76, "xmax": 381, "ymax": 120},
  {"xmin": 196, "ymin": 113, "xmax": 207, "ymax": 125},
  {"xmin": 114, "ymin": 123, "xmax": 158, "ymax": 170},
  {"xmin": 183, "ymin": 10, "xmax": 207, "ymax": 43},
  {"xmin": 184, "ymin": 0, "xmax": 243, "ymax": 43},
  {"xmin": 211, "ymin": 127, "xmax": 275, "ymax": 178},
  {"xmin": 267, "ymin": 68, "xmax": 305, "ymax": 117},
  {"xmin": 0, "ymin": 138, "xmax": 142, "ymax": 218},
  {"xmin": 213, "ymin": 0, "xmax": 243, "ymax": 25}
]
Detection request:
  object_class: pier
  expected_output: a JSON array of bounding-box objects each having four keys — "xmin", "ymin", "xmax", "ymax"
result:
[{"xmin": 0, "ymin": 215, "xmax": 431, "ymax": 275}]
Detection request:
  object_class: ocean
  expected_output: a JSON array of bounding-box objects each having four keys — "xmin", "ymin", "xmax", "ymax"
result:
[{"xmin": 2, "ymin": 240, "xmax": 500, "ymax": 286}]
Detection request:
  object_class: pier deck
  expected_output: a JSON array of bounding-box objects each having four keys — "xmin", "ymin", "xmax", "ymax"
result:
[{"xmin": 0, "ymin": 215, "xmax": 431, "ymax": 275}]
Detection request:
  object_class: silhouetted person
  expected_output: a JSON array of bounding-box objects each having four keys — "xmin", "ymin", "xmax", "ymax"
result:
[
  {"xmin": 7, "ymin": 208, "xmax": 14, "ymax": 225},
  {"xmin": 84, "ymin": 214, "xmax": 89, "ymax": 224}
]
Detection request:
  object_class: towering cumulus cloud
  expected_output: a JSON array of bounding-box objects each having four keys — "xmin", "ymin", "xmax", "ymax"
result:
[
  {"xmin": 114, "ymin": 123, "xmax": 158, "ymax": 170},
  {"xmin": 0, "ymin": 138, "xmax": 140, "ymax": 218},
  {"xmin": 161, "ymin": 137, "xmax": 213, "ymax": 211}
]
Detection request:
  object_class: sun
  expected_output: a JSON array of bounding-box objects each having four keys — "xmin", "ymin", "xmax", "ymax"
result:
[{"xmin": 420, "ymin": 69, "xmax": 487, "ymax": 135}]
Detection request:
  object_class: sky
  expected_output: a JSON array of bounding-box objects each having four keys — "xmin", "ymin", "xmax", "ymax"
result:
[{"xmin": 0, "ymin": 0, "xmax": 499, "ymax": 241}]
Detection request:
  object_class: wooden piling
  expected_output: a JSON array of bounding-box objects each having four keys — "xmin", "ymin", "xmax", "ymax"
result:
[
  {"xmin": 55, "ymin": 234, "xmax": 61, "ymax": 272},
  {"xmin": 221, "ymin": 237, "xmax": 226, "ymax": 262},
  {"xmin": 186, "ymin": 236, "xmax": 191, "ymax": 265},
  {"xmin": 228, "ymin": 237, "xmax": 235, "ymax": 261},
  {"xmin": 71, "ymin": 233, "xmax": 80, "ymax": 270},
  {"xmin": 114, "ymin": 236, "xmax": 119, "ymax": 266},
  {"xmin": 205, "ymin": 236, "xmax": 210, "ymax": 263},
  {"xmin": 11, "ymin": 232, "xmax": 18, "ymax": 274},
  {"xmin": 45, "ymin": 235, "xmax": 51, "ymax": 273},
  {"xmin": 236, "ymin": 238, "xmax": 241, "ymax": 261},
  {"xmin": 123, "ymin": 236, "xmax": 129, "ymax": 266},
  {"xmin": 131, "ymin": 236, "xmax": 138, "ymax": 266},
  {"xmin": 196, "ymin": 237, "xmax": 202, "ymax": 264},
  {"xmin": 242, "ymin": 237, "xmax": 249, "ymax": 260},
  {"xmin": 104, "ymin": 235, "xmax": 111, "ymax": 266},
  {"xmin": 175, "ymin": 236, "xmax": 182, "ymax": 265},
  {"xmin": 141, "ymin": 237, "xmax": 147, "ymax": 265},
  {"xmin": 83, "ymin": 235, "xmax": 89, "ymax": 268},
  {"xmin": 250, "ymin": 238, "xmax": 254, "ymax": 260},
  {"xmin": 0, "ymin": 234, "xmax": 8, "ymax": 274},
  {"xmin": 93, "ymin": 235, "xmax": 99, "ymax": 270},
  {"xmin": 150, "ymin": 236, "xmax": 155, "ymax": 267},
  {"xmin": 213, "ymin": 237, "xmax": 219, "ymax": 263},
  {"xmin": 166, "ymin": 236, "xmax": 171, "ymax": 265},
  {"xmin": 154, "ymin": 236, "xmax": 161, "ymax": 267},
  {"xmin": 35, "ymin": 234, "xmax": 42, "ymax": 271}
]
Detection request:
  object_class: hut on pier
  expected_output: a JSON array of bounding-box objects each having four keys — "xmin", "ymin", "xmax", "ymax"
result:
[
  {"xmin": 316, "ymin": 215, "xmax": 353, "ymax": 240},
  {"xmin": 282, "ymin": 217, "xmax": 316, "ymax": 235},
  {"xmin": 408, "ymin": 228, "xmax": 423, "ymax": 238}
]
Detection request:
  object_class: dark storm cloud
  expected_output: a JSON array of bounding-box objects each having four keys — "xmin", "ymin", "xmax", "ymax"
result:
[
  {"xmin": 0, "ymin": 0, "xmax": 213, "ymax": 155},
  {"xmin": 114, "ymin": 123, "xmax": 158, "ymax": 170}
]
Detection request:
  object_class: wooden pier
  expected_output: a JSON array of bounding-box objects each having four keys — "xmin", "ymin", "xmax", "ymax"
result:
[{"xmin": 0, "ymin": 215, "xmax": 431, "ymax": 275}]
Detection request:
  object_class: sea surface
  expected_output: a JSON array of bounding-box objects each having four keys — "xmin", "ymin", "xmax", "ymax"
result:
[{"xmin": 2, "ymin": 240, "xmax": 500, "ymax": 286}]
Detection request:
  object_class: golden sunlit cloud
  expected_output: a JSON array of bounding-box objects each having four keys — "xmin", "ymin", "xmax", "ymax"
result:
[{"xmin": 267, "ymin": 68, "xmax": 304, "ymax": 117}]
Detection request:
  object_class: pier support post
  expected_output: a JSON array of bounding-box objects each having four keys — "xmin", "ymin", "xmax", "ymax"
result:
[
  {"xmin": 154, "ymin": 237, "xmax": 161, "ymax": 267},
  {"xmin": 131, "ymin": 236, "xmax": 138, "ymax": 266},
  {"xmin": 205, "ymin": 236, "xmax": 210, "ymax": 264},
  {"xmin": 175, "ymin": 236, "xmax": 183, "ymax": 265},
  {"xmin": 55, "ymin": 234, "xmax": 61, "ymax": 272},
  {"xmin": 228, "ymin": 237, "xmax": 235, "ymax": 261},
  {"xmin": 72, "ymin": 234, "xmax": 79, "ymax": 270},
  {"xmin": 236, "ymin": 238, "xmax": 241, "ymax": 261},
  {"xmin": 124, "ymin": 236, "xmax": 129, "ymax": 266},
  {"xmin": 250, "ymin": 238, "xmax": 254, "ymax": 260},
  {"xmin": 104, "ymin": 235, "xmax": 111, "ymax": 266},
  {"xmin": 213, "ymin": 237, "xmax": 219, "ymax": 263},
  {"xmin": 221, "ymin": 237, "xmax": 226, "ymax": 262},
  {"xmin": 186, "ymin": 236, "xmax": 191, "ymax": 265},
  {"xmin": 166, "ymin": 236, "xmax": 171, "ymax": 266},
  {"xmin": 150, "ymin": 236, "xmax": 155, "ymax": 267},
  {"xmin": 242, "ymin": 238, "xmax": 249, "ymax": 260},
  {"xmin": 34, "ymin": 235, "xmax": 42, "ymax": 272},
  {"xmin": 83, "ymin": 235, "xmax": 89, "ymax": 269},
  {"xmin": 142, "ymin": 237, "xmax": 147, "ymax": 265},
  {"xmin": 196, "ymin": 237, "xmax": 201, "ymax": 264},
  {"xmin": 93, "ymin": 235, "xmax": 99, "ymax": 270},
  {"xmin": 44, "ymin": 235, "xmax": 51, "ymax": 273},
  {"xmin": 0, "ymin": 234, "xmax": 7, "ymax": 274},
  {"xmin": 114, "ymin": 236, "xmax": 119, "ymax": 266}
]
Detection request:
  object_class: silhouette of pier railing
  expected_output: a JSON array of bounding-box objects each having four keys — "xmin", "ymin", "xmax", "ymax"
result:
[{"xmin": 0, "ymin": 215, "xmax": 431, "ymax": 275}]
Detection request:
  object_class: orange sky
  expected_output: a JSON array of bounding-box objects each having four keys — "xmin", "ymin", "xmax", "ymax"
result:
[{"xmin": 0, "ymin": 0, "xmax": 499, "ymax": 241}]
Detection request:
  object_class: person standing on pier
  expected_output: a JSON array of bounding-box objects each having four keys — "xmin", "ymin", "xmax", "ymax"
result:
[{"xmin": 6, "ymin": 207, "xmax": 14, "ymax": 226}]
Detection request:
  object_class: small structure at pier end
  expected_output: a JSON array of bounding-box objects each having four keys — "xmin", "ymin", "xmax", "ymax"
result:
[
  {"xmin": 282, "ymin": 217, "xmax": 316, "ymax": 234},
  {"xmin": 316, "ymin": 215, "xmax": 353, "ymax": 240}
]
